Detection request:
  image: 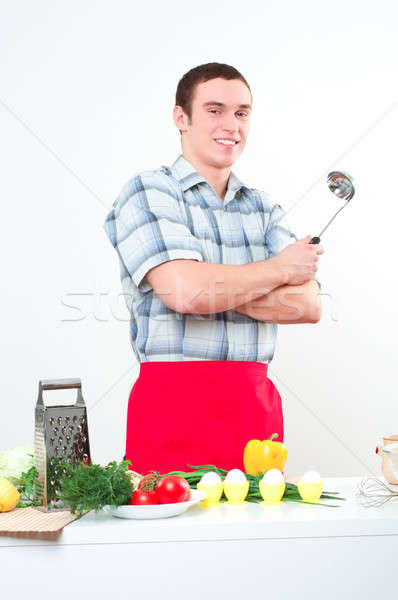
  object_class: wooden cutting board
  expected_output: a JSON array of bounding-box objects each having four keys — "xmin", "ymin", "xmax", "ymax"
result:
[{"xmin": 0, "ymin": 506, "xmax": 90, "ymax": 535}]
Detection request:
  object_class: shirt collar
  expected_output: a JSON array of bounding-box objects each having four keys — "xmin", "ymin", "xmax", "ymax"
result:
[{"xmin": 169, "ymin": 153, "xmax": 249, "ymax": 195}]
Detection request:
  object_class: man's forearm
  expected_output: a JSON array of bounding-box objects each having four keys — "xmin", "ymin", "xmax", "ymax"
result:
[
  {"xmin": 182, "ymin": 258, "xmax": 287, "ymax": 314},
  {"xmin": 234, "ymin": 279, "xmax": 322, "ymax": 324}
]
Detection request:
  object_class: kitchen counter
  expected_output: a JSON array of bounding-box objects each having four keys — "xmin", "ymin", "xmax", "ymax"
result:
[{"xmin": 1, "ymin": 476, "xmax": 397, "ymax": 599}]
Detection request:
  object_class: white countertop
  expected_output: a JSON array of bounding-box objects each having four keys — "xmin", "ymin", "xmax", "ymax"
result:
[{"xmin": 2, "ymin": 476, "xmax": 398, "ymax": 547}]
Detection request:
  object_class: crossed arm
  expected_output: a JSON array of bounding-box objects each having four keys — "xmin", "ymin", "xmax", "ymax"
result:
[
  {"xmin": 146, "ymin": 258, "xmax": 322, "ymax": 325},
  {"xmin": 233, "ymin": 279, "xmax": 322, "ymax": 324}
]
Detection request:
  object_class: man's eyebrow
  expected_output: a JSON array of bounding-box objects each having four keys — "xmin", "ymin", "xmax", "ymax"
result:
[{"xmin": 202, "ymin": 101, "xmax": 252, "ymax": 110}]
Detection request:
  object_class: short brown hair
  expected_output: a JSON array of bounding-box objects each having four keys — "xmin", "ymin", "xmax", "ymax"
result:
[{"xmin": 175, "ymin": 62, "xmax": 252, "ymax": 135}]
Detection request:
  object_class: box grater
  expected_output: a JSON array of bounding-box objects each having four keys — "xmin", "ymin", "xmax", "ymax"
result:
[{"xmin": 34, "ymin": 378, "xmax": 91, "ymax": 511}]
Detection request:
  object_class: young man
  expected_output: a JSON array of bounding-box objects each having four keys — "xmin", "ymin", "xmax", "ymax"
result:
[{"xmin": 104, "ymin": 63, "xmax": 324, "ymax": 475}]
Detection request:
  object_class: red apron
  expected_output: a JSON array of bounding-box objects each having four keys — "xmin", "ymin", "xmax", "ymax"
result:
[{"xmin": 125, "ymin": 360, "xmax": 283, "ymax": 474}]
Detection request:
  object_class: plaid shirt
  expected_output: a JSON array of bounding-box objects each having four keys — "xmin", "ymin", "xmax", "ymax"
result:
[{"xmin": 104, "ymin": 154, "xmax": 315, "ymax": 363}]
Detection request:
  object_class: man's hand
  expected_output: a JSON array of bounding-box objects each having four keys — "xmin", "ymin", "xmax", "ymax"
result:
[{"xmin": 269, "ymin": 234, "xmax": 324, "ymax": 286}]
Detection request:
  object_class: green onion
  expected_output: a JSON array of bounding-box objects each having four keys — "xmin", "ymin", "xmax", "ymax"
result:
[{"xmin": 166, "ymin": 464, "xmax": 345, "ymax": 507}]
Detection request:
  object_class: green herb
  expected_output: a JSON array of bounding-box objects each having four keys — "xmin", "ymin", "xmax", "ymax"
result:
[
  {"xmin": 166, "ymin": 464, "xmax": 345, "ymax": 507},
  {"xmin": 15, "ymin": 464, "xmax": 41, "ymax": 508},
  {"xmin": 57, "ymin": 460, "xmax": 134, "ymax": 517}
]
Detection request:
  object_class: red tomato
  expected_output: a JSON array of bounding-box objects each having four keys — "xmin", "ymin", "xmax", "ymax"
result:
[
  {"xmin": 138, "ymin": 471, "xmax": 165, "ymax": 491},
  {"xmin": 155, "ymin": 475, "xmax": 191, "ymax": 504},
  {"xmin": 130, "ymin": 490, "xmax": 159, "ymax": 505}
]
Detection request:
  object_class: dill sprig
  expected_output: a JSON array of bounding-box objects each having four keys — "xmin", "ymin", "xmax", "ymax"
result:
[{"xmin": 58, "ymin": 460, "xmax": 134, "ymax": 517}]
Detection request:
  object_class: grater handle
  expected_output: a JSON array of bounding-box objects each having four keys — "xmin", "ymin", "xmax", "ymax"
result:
[{"xmin": 37, "ymin": 378, "xmax": 85, "ymax": 407}]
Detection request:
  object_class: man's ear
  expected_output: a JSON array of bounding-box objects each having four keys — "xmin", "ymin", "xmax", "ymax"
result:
[{"xmin": 173, "ymin": 105, "xmax": 188, "ymax": 133}]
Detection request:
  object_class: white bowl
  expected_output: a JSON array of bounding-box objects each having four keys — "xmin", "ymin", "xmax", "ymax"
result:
[{"xmin": 104, "ymin": 489, "xmax": 207, "ymax": 519}]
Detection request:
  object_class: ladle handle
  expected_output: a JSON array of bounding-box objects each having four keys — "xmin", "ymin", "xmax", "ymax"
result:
[{"xmin": 310, "ymin": 236, "xmax": 321, "ymax": 244}]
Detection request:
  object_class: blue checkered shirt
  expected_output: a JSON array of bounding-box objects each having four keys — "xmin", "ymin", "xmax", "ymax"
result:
[{"xmin": 104, "ymin": 154, "xmax": 315, "ymax": 363}]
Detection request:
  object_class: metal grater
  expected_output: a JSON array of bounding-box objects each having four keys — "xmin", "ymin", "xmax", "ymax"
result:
[{"xmin": 34, "ymin": 378, "xmax": 91, "ymax": 511}]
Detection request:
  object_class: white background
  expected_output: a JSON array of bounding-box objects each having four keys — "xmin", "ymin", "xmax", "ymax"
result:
[{"xmin": 1, "ymin": 0, "xmax": 397, "ymax": 478}]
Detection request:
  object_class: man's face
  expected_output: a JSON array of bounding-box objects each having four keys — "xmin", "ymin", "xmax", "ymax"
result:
[{"xmin": 175, "ymin": 77, "xmax": 252, "ymax": 168}]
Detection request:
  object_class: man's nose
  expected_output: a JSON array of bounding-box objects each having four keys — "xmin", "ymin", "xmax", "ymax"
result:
[
  {"xmin": 221, "ymin": 123, "xmax": 239, "ymax": 135},
  {"xmin": 222, "ymin": 115, "xmax": 240, "ymax": 132}
]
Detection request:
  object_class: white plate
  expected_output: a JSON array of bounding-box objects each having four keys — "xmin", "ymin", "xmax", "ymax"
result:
[{"xmin": 104, "ymin": 489, "xmax": 207, "ymax": 519}]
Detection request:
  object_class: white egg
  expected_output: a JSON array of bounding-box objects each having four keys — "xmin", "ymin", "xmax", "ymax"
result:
[
  {"xmin": 225, "ymin": 469, "xmax": 247, "ymax": 484},
  {"xmin": 261, "ymin": 469, "xmax": 284, "ymax": 485},
  {"xmin": 300, "ymin": 470, "xmax": 322, "ymax": 483},
  {"xmin": 199, "ymin": 471, "xmax": 222, "ymax": 486}
]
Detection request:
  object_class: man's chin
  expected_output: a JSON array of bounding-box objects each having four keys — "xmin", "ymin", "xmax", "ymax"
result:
[{"xmin": 208, "ymin": 151, "xmax": 238, "ymax": 168}]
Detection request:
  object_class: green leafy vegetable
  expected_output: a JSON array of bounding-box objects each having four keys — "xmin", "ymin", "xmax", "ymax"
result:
[
  {"xmin": 57, "ymin": 460, "xmax": 134, "ymax": 517},
  {"xmin": 0, "ymin": 445, "xmax": 35, "ymax": 485},
  {"xmin": 15, "ymin": 464, "xmax": 41, "ymax": 508}
]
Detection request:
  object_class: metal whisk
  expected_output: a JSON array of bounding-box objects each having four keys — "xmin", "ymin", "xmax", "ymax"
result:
[{"xmin": 356, "ymin": 477, "xmax": 398, "ymax": 507}]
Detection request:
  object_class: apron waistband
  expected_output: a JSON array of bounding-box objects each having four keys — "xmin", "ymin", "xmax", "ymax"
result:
[{"xmin": 139, "ymin": 360, "xmax": 269, "ymax": 378}]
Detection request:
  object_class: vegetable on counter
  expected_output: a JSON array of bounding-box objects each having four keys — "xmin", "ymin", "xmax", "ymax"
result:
[
  {"xmin": 15, "ymin": 465, "xmax": 40, "ymax": 508},
  {"xmin": 138, "ymin": 471, "xmax": 165, "ymax": 491},
  {"xmin": 0, "ymin": 448, "xmax": 343, "ymax": 514},
  {"xmin": 0, "ymin": 477, "xmax": 21, "ymax": 512},
  {"xmin": 130, "ymin": 489, "xmax": 159, "ymax": 505},
  {"xmin": 0, "ymin": 456, "xmax": 193, "ymax": 513},
  {"xmin": 167, "ymin": 464, "xmax": 345, "ymax": 507},
  {"xmin": 0, "ymin": 445, "xmax": 34, "ymax": 485},
  {"xmin": 0, "ymin": 444, "xmax": 40, "ymax": 509},
  {"xmin": 135, "ymin": 471, "xmax": 191, "ymax": 504},
  {"xmin": 155, "ymin": 475, "xmax": 191, "ymax": 504},
  {"xmin": 126, "ymin": 469, "xmax": 144, "ymax": 490},
  {"xmin": 57, "ymin": 460, "xmax": 134, "ymax": 516},
  {"xmin": 243, "ymin": 434, "xmax": 288, "ymax": 476}
]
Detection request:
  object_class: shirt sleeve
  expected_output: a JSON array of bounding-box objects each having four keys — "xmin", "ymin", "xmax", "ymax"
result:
[
  {"xmin": 103, "ymin": 171, "xmax": 204, "ymax": 294},
  {"xmin": 264, "ymin": 198, "xmax": 322, "ymax": 290}
]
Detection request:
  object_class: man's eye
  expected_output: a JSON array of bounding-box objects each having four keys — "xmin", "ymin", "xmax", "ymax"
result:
[{"xmin": 209, "ymin": 109, "xmax": 248, "ymax": 117}]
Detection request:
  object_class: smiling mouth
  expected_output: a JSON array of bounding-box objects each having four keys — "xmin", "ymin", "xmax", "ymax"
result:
[{"xmin": 214, "ymin": 139, "xmax": 240, "ymax": 147}]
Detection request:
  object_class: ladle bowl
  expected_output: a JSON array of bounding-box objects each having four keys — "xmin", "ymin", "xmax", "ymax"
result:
[{"xmin": 310, "ymin": 170, "xmax": 355, "ymax": 244}]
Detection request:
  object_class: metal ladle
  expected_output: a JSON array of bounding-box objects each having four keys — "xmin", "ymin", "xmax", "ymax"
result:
[{"xmin": 310, "ymin": 170, "xmax": 355, "ymax": 244}]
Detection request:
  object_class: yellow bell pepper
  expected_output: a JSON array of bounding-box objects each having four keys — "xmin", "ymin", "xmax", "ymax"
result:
[
  {"xmin": 243, "ymin": 433, "xmax": 287, "ymax": 476},
  {"xmin": 0, "ymin": 476, "xmax": 21, "ymax": 512}
]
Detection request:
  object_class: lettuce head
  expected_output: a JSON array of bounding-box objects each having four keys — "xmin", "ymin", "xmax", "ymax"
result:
[{"xmin": 0, "ymin": 445, "xmax": 34, "ymax": 484}]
